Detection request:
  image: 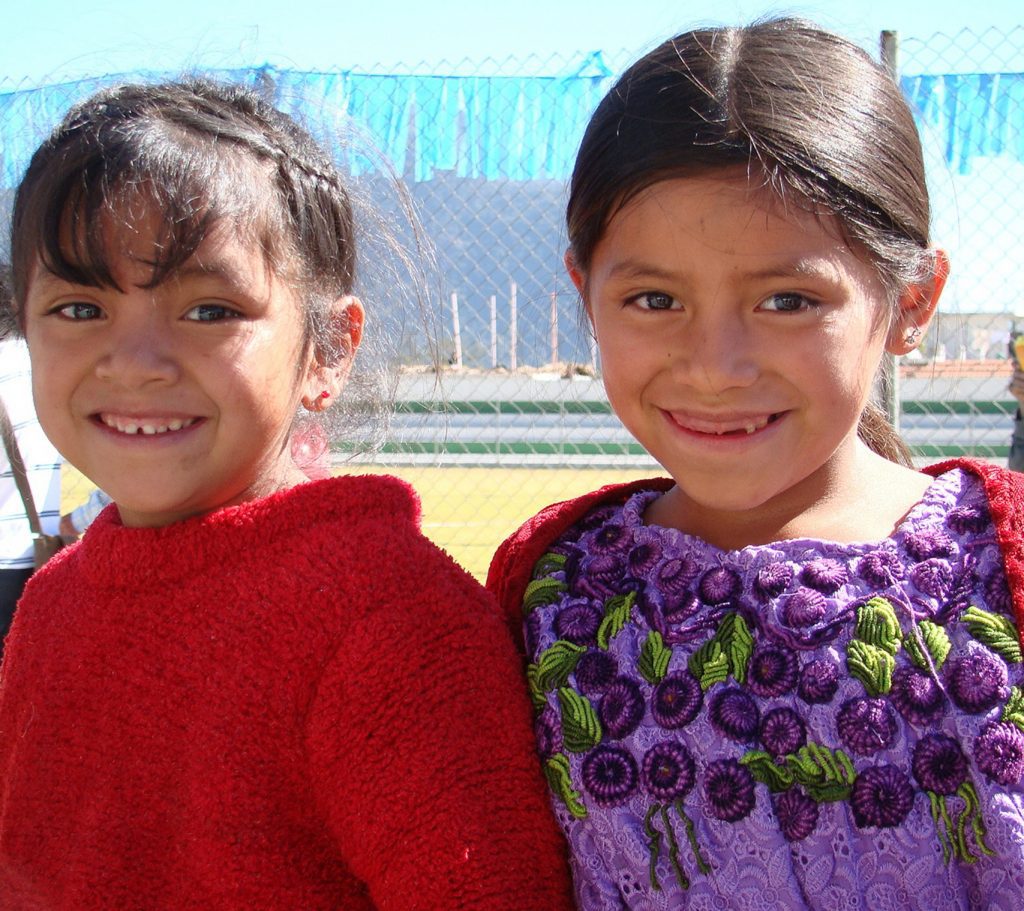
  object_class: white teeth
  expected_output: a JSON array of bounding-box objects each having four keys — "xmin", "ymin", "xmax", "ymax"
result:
[
  {"xmin": 102, "ymin": 415, "xmax": 196, "ymax": 435},
  {"xmin": 746, "ymin": 424, "xmax": 756, "ymax": 434}
]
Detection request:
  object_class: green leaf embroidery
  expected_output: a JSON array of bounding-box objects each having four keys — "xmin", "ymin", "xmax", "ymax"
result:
[
  {"xmin": 904, "ymin": 620, "xmax": 952, "ymax": 671},
  {"xmin": 525, "ymin": 664, "xmax": 547, "ymax": 712},
  {"xmin": 534, "ymin": 640, "xmax": 587, "ymax": 692},
  {"xmin": 855, "ymin": 598, "xmax": 903, "ymax": 656},
  {"xmin": 741, "ymin": 750, "xmax": 795, "ymax": 793},
  {"xmin": 687, "ymin": 612, "xmax": 753, "ymax": 690},
  {"xmin": 720, "ymin": 613, "xmax": 754, "ymax": 684},
  {"xmin": 786, "ymin": 742, "xmax": 856, "ymax": 803},
  {"xmin": 846, "ymin": 638, "xmax": 895, "ymax": 696},
  {"xmin": 597, "ymin": 592, "xmax": 636, "ymax": 650},
  {"xmin": 544, "ymin": 753, "xmax": 587, "ymax": 819},
  {"xmin": 557, "ymin": 686, "xmax": 602, "ymax": 752},
  {"xmin": 963, "ymin": 606, "xmax": 1023, "ymax": 664},
  {"xmin": 522, "ymin": 576, "xmax": 568, "ymax": 614},
  {"xmin": 638, "ymin": 630, "xmax": 673, "ymax": 684},
  {"xmin": 1001, "ymin": 686, "xmax": 1024, "ymax": 732},
  {"xmin": 532, "ymin": 551, "xmax": 567, "ymax": 580}
]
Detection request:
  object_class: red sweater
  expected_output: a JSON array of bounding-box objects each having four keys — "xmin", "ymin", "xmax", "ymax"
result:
[
  {"xmin": 487, "ymin": 458, "xmax": 1024, "ymax": 650},
  {"xmin": 0, "ymin": 475, "xmax": 573, "ymax": 910}
]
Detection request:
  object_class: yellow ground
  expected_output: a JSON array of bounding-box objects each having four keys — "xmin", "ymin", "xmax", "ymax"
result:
[{"xmin": 62, "ymin": 463, "xmax": 660, "ymax": 580}]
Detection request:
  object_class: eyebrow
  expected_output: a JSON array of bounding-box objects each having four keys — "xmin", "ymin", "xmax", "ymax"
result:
[{"xmin": 606, "ymin": 257, "xmax": 844, "ymax": 287}]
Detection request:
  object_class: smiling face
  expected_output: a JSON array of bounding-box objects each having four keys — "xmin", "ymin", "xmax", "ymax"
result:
[
  {"xmin": 574, "ymin": 174, "xmax": 922, "ymax": 545},
  {"xmin": 23, "ymin": 209, "xmax": 326, "ymax": 528}
]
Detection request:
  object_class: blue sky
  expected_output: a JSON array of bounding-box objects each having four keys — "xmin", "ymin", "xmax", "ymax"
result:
[{"xmin": 4, "ymin": 0, "xmax": 1022, "ymax": 85}]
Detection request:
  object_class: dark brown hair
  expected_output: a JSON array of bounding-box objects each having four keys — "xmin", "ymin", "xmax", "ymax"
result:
[
  {"xmin": 9, "ymin": 79, "xmax": 356, "ymax": 360},
  {"xmin": 567, "ymin": 18, "xmax": 934, "ymax": 465}
]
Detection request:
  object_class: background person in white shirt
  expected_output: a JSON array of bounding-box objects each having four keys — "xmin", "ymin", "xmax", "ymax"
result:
[{"xmin": 0, "ymin": 335, "xmax": 62, "ymax": 656}]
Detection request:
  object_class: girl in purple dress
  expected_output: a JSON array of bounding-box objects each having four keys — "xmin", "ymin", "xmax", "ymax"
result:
[{"xmin": 488, "ymin": 18, "xmax": 1024, "ymax": 910}]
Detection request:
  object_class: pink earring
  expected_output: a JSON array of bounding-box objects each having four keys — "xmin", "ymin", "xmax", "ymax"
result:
[{"xmin": 319, "ymin": 391, "xmax": 330, "ymax": 401}]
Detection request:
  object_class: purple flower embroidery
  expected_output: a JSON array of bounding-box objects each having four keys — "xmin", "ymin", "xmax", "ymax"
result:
[
  {"xmin": 974, "ymin": 721, "xmax": 1024, "ymax": 785},
  {"xmin": 857, "ymin": 550, "xmax": 905, "ymax": 587},
  {"xmin": 851, "ymin": 765, "xmax": 914, "ymax": 828},
  {"xmin": 747, "ymin": 645, "xmax": 799, "ymax": 697},
  {"xmin": 983, "ymin": 571, "xmax": 1013, "ymax": 616},
  {"xmin": 903, "ymin": 529, "xmax": 954, "ymax": 561},
  {"xmin": 760, "ymin": 707, "xmax": 807, "ymax": 757},
  {"xmin": 646, "ymin": 590, "xmax": 704, "ymax": 646},
  {"xmin": 599, "ymin": 678, "xmax": 646, "ymax": 739},
  {"xmin": 582, "ymin": 745, "xmax": 639, "ymax": 806},
  {"xmin": 775, "ymin": 787, "xmax": 819, "ymax": 841},
  {"xmin": 651, "ymin": 672, "xmax": 703, "ymax": 729},
  {"xmin": 909, "ymin": 559, "xmax": 953, "ymax": 599},
  {"xmin": 945, "ymin": 646, "xmax": 1009, "ymax": 714},
  {"xmin": 912, "ymin": 734, "xmax": 968, "ymax": 795},
  {"xmin": 571, "ymin": 505, "xmax": 620, "ymax": 537},
  {"xmin": 641, "ymin": 742, "xmax": 697, "ymax": 801},
  {"xmin": 585, "ymin": 522, "xmax": 633, "ymax": 556},
  {"xmin": 656, "ymin": 556, "xmax": 700, "ymax": 597},
  {"xmin": 553, "ymin": 598, "xmax": 603, "ymax": 645},
  {"xmin": 782, "ymin": 588, "xmax": 828, "ymax": 628},
  {"xmin": 945, "ymin": 505, "xmax": 988, "ymax": 536},
  {"xmin": 800, "ymin": 558, "xmax": 849, "ymax": 594},
  {"xmin": 890, "ymin": 665, "xmax": 946, "ymax": 726},
  {"xmin": 574, "ymin": 554, "xmax": 628, "ymax": 601},
  {"xmin": 628, "ymin": 529, "xmax": 664, "ymax": 577},
  {"xmin": 574, "ymin": 650, "xmax": 618, "ymax": 695},
  {"xmin": 798, "ymin": 659, "xmax": 840, "ymax": 705},
  {"xmin": 709, "ymin": 687, "xmax": 760, "ymax": 742},
  {"xmin": 755, "ymin": 562, "xmax": 794, "ymax": 600},
  {"xmin": 703, "ymin": 758, "xmax": 757, "ymax": 822},
  {"xmin": 837, "ymin": 697, "xmax": 897, "ymax": 756},
  {"xmin": 698, "ymin": 567, "xmax": 742, "ymax": 605},
  {"xmin": 535, "ymin": 709, "xmax": 563, "ymax": 758}
]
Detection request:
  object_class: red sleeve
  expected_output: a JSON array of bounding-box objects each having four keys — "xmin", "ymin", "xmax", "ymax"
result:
[
  {"xmin": 304, "ymin": 534, "xmax": 574, "ymax": 910},
  {"xmin": 925, "ymin": 458, "xmax": 1024, "ymax": 648},
  {"xmin": 486, "ymin": 478, "xmax": 675, "ymax": 651}
]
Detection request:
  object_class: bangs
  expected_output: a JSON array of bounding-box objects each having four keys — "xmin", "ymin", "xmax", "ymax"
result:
[{"xmin": 15, "ymin": 119, "xmax": 285, "ymax": 293}]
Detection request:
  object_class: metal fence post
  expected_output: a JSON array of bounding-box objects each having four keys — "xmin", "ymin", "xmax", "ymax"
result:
[{"xmin": 879, "ymin": 29, "xmax": 901, "ymax": 432}]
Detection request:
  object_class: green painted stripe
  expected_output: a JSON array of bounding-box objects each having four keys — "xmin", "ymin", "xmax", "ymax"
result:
[
  {"xmin": 910, "ymin": 444, "xmax": 1009, "ymax": 458},
  {"xmin": 335, "ymin": 440, "xmax": 653, "ymax": 457},
  {"xmin": 393, "ymin": 399, "xmax": 1017, "ymax": 417},
  {"xmin": 901, "ymin": 401, "xmax": 1016, "ymax": 416},
  {"xmin": 337, "ymin": 440, "xmax": 1008, "ymax": 459},
  {"xmin": 394, "ymin": 400, "xmax": 613, "ymax": 415}
]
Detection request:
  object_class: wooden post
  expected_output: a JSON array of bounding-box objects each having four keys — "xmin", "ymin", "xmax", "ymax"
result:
[
  {"xmin": 489, "ymin": 295, "xmax": 498, "ymax": 369},
  {"xmin": 509, "ymin": 281, "xmax": 518, "ymax": 372},
  {"xmin": 450, "ymin": 291, "xmax": 463, "ymax": 369},
  {"xmin": 549, "ymin": 291, "xmax": 559, "ymax": 365}
]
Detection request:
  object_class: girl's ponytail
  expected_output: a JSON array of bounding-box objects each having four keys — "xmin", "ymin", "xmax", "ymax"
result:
[{"xmin": 858, "ymin": 402, "xmax": 914, "ymax": 467}]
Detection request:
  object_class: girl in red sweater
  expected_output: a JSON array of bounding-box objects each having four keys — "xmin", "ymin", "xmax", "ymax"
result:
[{"xmin": 0, "ymin": 80, "xmax": 573, "ymax": 910}]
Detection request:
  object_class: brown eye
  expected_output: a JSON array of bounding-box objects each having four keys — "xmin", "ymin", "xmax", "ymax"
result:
[
  {"xmin": 632, "ymin": 292, "xmax": 678, "ymax": 311},
  {"xmin": 760, "ymin": 293, "xmax": 814, "ymax": 313},
  {"xmin": 56, "ymin": 302, "xmax": 102, "ymax": 320},
  {"xmin": 184, "ymin": 303, "xmax": 238, "ymax": 322}
]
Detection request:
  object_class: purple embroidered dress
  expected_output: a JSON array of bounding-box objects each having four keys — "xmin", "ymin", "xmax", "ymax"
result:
[{"xmin": 524, "ymin": 470, "xmax": 1024, "ymax": 909}]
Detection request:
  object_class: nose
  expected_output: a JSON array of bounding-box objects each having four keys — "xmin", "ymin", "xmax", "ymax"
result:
[
  {"xmin": 95, "ymin": 311, "xmax": 179, "ymax": 388},
  {"xmin": 668, "ymin": 312, "xmax": 758, "ymax": 394}
]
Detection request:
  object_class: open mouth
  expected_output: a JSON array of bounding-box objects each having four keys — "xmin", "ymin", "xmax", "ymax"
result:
[
  {"xmin": 97, "ymin": 414, "xmax": 199, "ymax": 436},
  {"xmin": 666, "ymin": 411, "xmax": 783, "ymax": 437}
]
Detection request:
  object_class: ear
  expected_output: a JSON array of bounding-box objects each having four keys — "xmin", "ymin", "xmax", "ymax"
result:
[
  {"xmin": 300, "ymin": 296, "xmax": 365, "ymax": 412},
  {"xmin": 565, "ymin": 249, "xmax": 593, "ymax": 327},
  {"xmin": 886, "ymin": 249, "xmax": 949, "ymax": 356}
]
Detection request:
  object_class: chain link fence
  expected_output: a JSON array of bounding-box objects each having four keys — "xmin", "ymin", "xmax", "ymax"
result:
[{"xmin": 3, "ymin": 27, "xmax": 1023, "ymax": 577}]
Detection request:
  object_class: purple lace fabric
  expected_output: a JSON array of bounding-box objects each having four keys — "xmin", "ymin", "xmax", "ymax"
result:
[{"xmin": 525, "ymin": 470, "xmax": 1024, "ymax": 910}]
